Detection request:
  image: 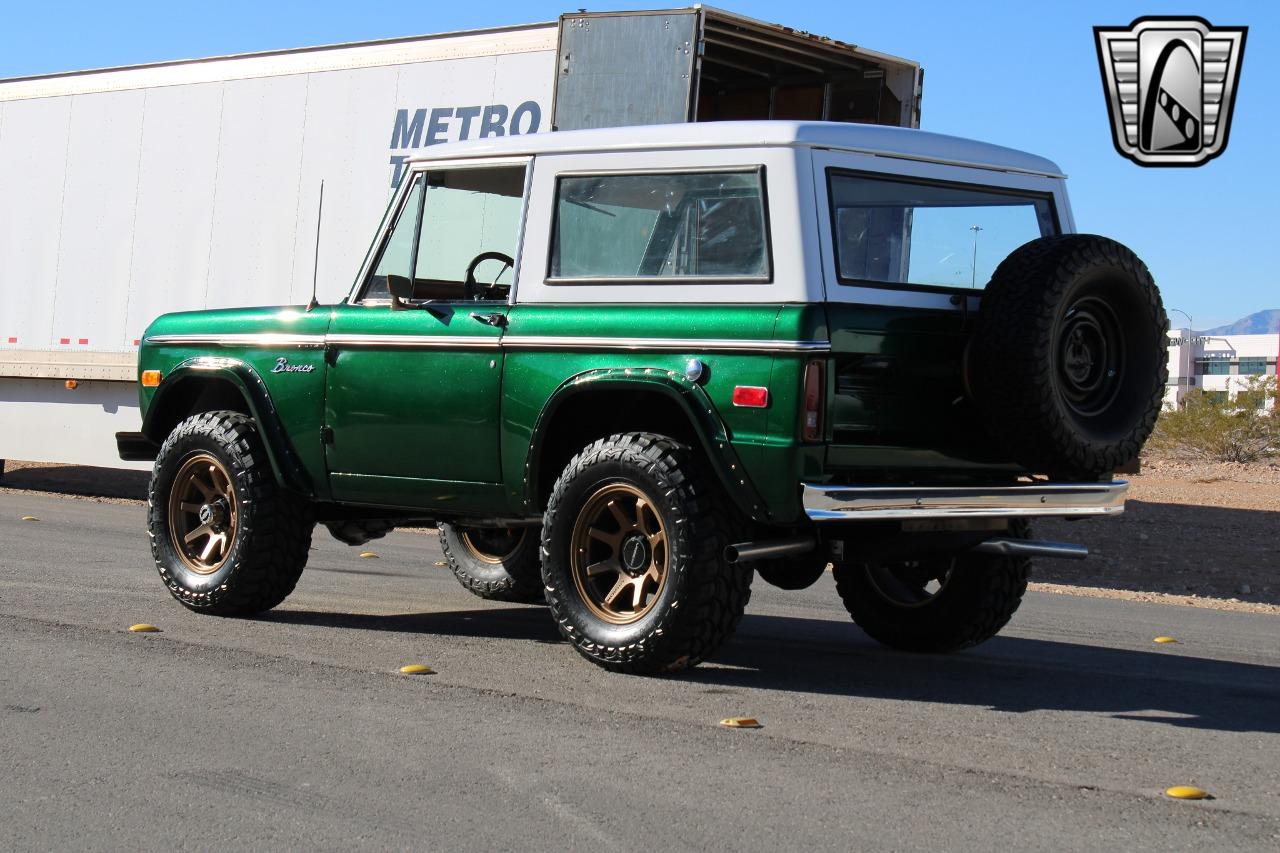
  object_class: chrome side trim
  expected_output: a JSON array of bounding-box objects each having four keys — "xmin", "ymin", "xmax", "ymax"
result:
[
  {"xmin": 146, "ymin": 333, "xmax": 500, "ymax": 350},
  {"xmin": 803, "ymin": 481, "xmax": 1128, "ymax": 521},
  {"xmin": 325, "ymin": 334, "xmax": 502, "ymax": 349},
  {"xmin": 146, "ymin": 332, "xmax": 830, "ymax": 354},
  {"xmin": 501, "ymin": 336, "xmax": 830, "ymax": 353},
  {"xmin": 145, "ymin": 333, "xmax": 326, "ymax": 348}
]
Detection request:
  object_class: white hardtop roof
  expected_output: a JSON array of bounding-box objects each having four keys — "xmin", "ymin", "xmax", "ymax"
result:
[{"xmin": 408, "ymin": 120, "xmax": 1065, "ymax": 178}]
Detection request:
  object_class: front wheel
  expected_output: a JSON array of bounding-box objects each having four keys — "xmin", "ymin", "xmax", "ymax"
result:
[
  {"xmin": 832, "ymin": 526, "xmax": 1031, "ymax": 653},
  {"xmin": 438, "ymin": 523, "xmax": 544, "ymax": 603},
  {"xmin": 147, "ymin": 411, "xmax": 313, "ymax": 615},
  {"xmin": 541, "ymin": 432, "xmax": 751, "ymax": 674}
]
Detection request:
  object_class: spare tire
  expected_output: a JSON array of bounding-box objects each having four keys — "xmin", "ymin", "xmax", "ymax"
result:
[{"xmin": 969, "ymin": 234, "xmax": 1167, "ymax": 478}]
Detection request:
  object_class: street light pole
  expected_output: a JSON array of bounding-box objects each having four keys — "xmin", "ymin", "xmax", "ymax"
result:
[
  {"xmin": 969, "ymin": 225, "xmax": 983, "ymax": 288},
  {"xmin": 1167, "ymin": 307, "xmax": 1194, "ymax": 332},
  {"xmin": 1165, "ymin": 308, "xmax": 1195, "ymax": 410}
]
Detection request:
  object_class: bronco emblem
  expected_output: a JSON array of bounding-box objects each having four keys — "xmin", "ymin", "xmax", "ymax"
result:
[
  {"xmin": 1094, "ymin": 17, "xmax": 1247, "ymax": 167},
  {"xmin": 271, "ymin": 357, "xmax": 314, "ymax": 374}
]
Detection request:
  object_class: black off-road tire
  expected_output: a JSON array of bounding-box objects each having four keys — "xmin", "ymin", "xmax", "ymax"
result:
[
  {"xmin": 969, "ymin": 234, "xmax": 1167, "ymax": 478},
  {"xmin": 541, "ymin": 432, "xmax": 752, "ymax": 674},
  {"xmin": 147, "ymin": 411, "xmax": 313, "ymax": 615},
  {"xmin": 832, "ymin": 522, "xmax": 1032, "ymax": 653},
  {"xmin": 438, "ymin": 523, "xmax": 545, "ymax": 603}
]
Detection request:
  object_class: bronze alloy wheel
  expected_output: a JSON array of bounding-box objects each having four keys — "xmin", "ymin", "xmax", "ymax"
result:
[
  {"xmin": 569, "ymin": 482, "xmax": 669, "ymax": 625},
  {"xmin": 865, "ymin": 559, "xmax": 956, "ymax": 609},
  {"xmin": 167, "ymin": 452, "xmax": 238, "ymax": 575},
  {"xmin": 459, "ymin": 527, "xmax": 527, "ymax": 564}
]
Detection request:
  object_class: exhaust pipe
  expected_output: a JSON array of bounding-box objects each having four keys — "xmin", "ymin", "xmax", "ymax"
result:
[
  {"xmin": 724, "ymin": 536, "xmax": 815, "ymax": 565},
  {"xmin": 724, "ymin": 535, "xmax": 1084, "ymax": 566},
  {"xmin": 972, "ymin": 538, "xmax": 1088, "ymax": 560}
]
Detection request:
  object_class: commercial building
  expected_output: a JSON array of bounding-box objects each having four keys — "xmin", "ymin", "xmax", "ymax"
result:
[{"xmin": 1165, "ymin": 329, "xmax": 1279, "ymax": 409}]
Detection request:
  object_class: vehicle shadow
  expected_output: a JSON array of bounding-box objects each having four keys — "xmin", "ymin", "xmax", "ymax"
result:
[
  {"xmin": 266, "ymin": 604, "xmax": 565, "ymax": 644},
  {"xmin": 266, "ymin": 603, "xmax": 1279, "ymax": 735},
  {"xmin": 688, "ymin": 611, "xmax": 1280, "ymax": 735},
  {"xmin": 0, "ymin": 461, "xmax": 149, "ymax": 500}
]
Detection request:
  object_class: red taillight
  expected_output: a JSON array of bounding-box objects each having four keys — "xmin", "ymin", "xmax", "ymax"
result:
[
  {"xmin": 732, "ymin": 385, "xmax": 769, "ymax": 408},
  {"xmin": 801, "ymin": 360, "xmax": 824, "ymax": 442}
]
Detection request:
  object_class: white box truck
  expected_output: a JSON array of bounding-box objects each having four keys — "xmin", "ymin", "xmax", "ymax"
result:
[{"xmin": 0, "ymin": 6, "xmax": 920, "ymax": 473}]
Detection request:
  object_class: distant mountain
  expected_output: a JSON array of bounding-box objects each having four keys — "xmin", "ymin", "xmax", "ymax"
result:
[{"xmin": 1200, "ymin": 309, "xmax": 1280, "ymax": 336}]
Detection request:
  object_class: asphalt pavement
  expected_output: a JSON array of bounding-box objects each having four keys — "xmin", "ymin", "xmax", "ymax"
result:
[{"xmin": 1, "ymin": 491, "xmax": 1278, "ymax": 851}]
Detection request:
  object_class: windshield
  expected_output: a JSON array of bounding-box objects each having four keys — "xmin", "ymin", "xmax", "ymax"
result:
[{"xmin": 828, "ymin": 171, "xmax": 1058, "ymax": 290}]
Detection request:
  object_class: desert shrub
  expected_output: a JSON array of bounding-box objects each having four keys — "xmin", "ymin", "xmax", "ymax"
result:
[{"xmin": 1149, "ymin": 376, "xmax": 1279, "ymax": 462}]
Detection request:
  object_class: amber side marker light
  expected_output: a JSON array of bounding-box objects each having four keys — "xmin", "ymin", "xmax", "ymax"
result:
[{"xmin": 141, "ymin": 370, "xmax": 162, "ymax": 387}]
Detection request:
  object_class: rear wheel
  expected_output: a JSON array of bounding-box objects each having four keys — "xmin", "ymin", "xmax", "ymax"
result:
[
  {"xmin": 541, "ymin": 432, "xmax": 752, "ymax": 674},
  {"xmin": 439, "ymin": 523, "xmax": 544, "ymax": 603},
  {"xmin": 148, "ymin": 411, "xmax": 313, "ymax": 615},
  {"xmin": 832, "ymin": 524, "xmax": 1032, "ymax": 652}
]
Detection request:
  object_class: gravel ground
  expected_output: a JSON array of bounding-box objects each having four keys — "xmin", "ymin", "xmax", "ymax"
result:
[
  {"xmin": 3, "ymin": 456, "xmax": 1277, "ymax": 610},
  {"xmin": 1036, "ymin": 458, "xmax": 1280, "ymax": 610}
]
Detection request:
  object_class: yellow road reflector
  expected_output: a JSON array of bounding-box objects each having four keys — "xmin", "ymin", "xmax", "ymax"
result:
[
  {"xmin": 1165, "ymin": 785, "xmax": 1210, "ymax": 800},
  {"xmin": 358, "ymin": 551, "xmax": 379, "ymax": 559},
  {"xmin": 434, "ymin": 560, "xmax": 447, "ymax": 567},
  {"xmin": 719, "ymin": 716, "xmax": 761, "ymax": 729},
  {"xmin": 20, "ymin": 516, "xmax": 39, "ymax": 521},
  {"xmin": 128, "ymin": 624, "xmax": 160, "ymax": 633},
  {"xmin": 399, "ymin": 664, "xmax": 435, "ymax": 675},
  {"xmin": 1154, "ymin": 636, "xmax": 1178, "ymax": 644}
]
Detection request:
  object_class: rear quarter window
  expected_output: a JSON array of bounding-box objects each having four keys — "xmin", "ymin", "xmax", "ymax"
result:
[
  {"xmin": 828, "ymin": 171, "xmax": 1058, "ymax": 291},
  {"xmin": 549, "ymin": 169, "xmax": 770, "ymax": 282}
]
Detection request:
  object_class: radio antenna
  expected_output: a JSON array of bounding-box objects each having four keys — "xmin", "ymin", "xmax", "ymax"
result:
[{"xmin": 306, "ymin": 180, "xmax": 324, "ymax": 312}]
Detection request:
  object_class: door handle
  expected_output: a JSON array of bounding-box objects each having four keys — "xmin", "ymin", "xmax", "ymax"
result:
[{"xmin": 470, "ymin": 312, "xmax": 507, "ymax": 328}]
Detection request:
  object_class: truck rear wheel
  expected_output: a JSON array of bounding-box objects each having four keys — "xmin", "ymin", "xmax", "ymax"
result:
[
  {"xmin": 439, "ymin": 523, "xmax": 544, "ymax": 603},
  {"xmin": 147, "ymin": 411, "xmax": 313, "ymax": 615},
  {"xmin": 541, "ymin": 432, "xmax": 752, "ymax": 674},
  {"xmin": 831, "ymin": 524, "xmax": 1031, "ymax": 653}
]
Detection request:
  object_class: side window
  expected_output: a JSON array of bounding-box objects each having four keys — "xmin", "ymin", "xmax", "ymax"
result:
[
  {"xmin": 828, "ymin": 172, "xmax": 1058, "ymax": 290},
  {"xmin": 549, "ymin": 170, "xmax": 769, "ymax": 281},
  {"xmin": 360, "ymin": 165, "xmax": 526, "ymax": 302},
  {"xmin": 363, "ymin": 176, "xmax": 424, "ymax": 301}
]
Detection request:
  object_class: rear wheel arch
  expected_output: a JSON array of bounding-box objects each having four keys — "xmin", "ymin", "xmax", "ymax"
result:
[
  {"xmin": 525, "ymin": 371, "xmax": 768, "ymax": 523},
  {"xmin": 143, "ymin": 359, "xmax": 312, "ymax": 495}
]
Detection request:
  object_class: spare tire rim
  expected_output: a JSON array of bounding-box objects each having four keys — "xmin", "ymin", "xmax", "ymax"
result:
[
  {"xmin": 1058, "ymin": 296, "xmax": 1125, "ymax": 418},
  {"xmin": 865, "ymin": 559, "xmax": 954, "ymax": 608},
  {"xmin": 569, "ymin": 483, "xmax": 669, "ymax": 625},
  {"xmin": 459, "ymin": 527, "xmax": 526, "ymax": 565},
  {"xmin": 168, "ymin": 452, "xmax": 237, "ymax": 575}
]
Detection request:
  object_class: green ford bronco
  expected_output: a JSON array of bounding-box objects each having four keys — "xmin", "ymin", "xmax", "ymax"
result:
[{"xmin": 119, "ymin": 121, "xmax": 1167, "ymax": 674}]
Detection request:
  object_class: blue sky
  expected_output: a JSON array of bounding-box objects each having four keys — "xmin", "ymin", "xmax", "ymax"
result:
[{"xmin": 2, "ymin": 1, "xmax": 1274, "ymax": 328}]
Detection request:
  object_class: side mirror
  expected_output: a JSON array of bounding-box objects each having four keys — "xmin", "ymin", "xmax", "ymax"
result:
[{"xmin": 386, "ymin": 274, "xmax": 414, "ymax": 301}]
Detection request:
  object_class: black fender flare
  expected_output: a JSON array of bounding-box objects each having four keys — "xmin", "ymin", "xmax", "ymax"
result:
[
  {"xmin": 142, "ymin": 356, "xmax": 313, "ymax": 495},
  {"xmin": 524, "ymin": 367, "xmax": 770, "ymax": 524}
]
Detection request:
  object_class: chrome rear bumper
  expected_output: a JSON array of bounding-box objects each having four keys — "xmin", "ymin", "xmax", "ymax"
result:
[{"xmin": 802, "ymin": 480, "xmax": 1128, "ymax": 522}]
